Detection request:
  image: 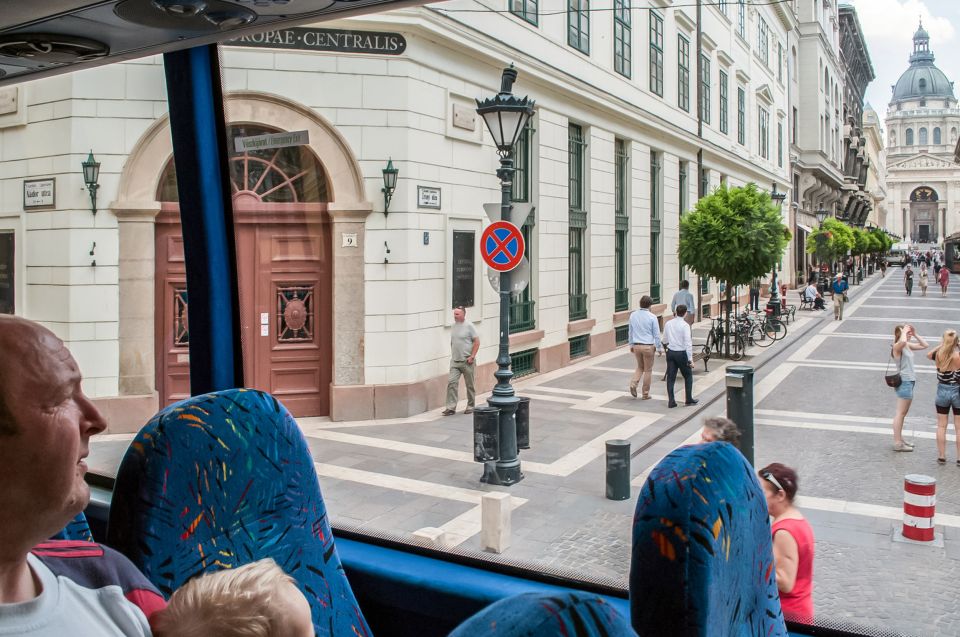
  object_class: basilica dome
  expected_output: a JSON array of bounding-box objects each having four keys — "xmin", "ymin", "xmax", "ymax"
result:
[{"xmin": 891, "ymin": 21, "xmax": 954, "ymax": 103}]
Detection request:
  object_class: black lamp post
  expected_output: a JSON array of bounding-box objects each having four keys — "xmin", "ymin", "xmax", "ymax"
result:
[
  {"xmin": 815, "ymin": 204, "xmax": 828, "ymax": 225},
  {"xmin": 475, "ymin": 65, "xmax": 535, "ymax": 486},
  {"xmin": 381, "ymin": 158, "xmax": 398, "ymax": 215},
  {"xmin": 767, "ymin": 182, "xmax": 787, "ymax": 314},
  {"xmin": 81, "ymin": 151, "xmax": 100, "ymax": 216}
]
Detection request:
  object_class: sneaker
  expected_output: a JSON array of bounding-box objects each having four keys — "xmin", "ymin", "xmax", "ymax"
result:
[
  {"xmin": 464, "ymin": 407, "xmax": 474, "ymax": 414},
  {"xmin": 893, "ymin": 442, "xmax": 914, "ymax": 452},
  {"xmin": 441, "ymin": 409, "xmax": 456, "ymax": 416},
  {"xmin": 629, "ymin": 385, "xmax": 637, "ymax": 398}
]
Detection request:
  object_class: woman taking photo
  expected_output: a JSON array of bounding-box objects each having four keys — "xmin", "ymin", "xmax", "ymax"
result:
[
  {"xmin": 891, "ymin": 324, "xmax": 929, "ymax": 452},
  {"xmin": 759, "ymin": 463, "xmax": 814, "ymax": 623},
  {"xmin": 928, "ymin": 330, "xmax": 960, "ymax": 464}
]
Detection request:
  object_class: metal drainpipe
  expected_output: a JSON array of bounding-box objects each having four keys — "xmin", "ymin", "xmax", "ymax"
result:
[{"xmin": 695, "ymin": 0, "xmax": 704, "ymax": 319}]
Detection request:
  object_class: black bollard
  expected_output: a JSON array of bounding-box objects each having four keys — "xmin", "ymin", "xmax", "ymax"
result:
[
  {"xmin": 725, "ymin": 365, "xmax": 755, "ymax": 465},
  {"xmin": 605, "ymin": 439, "xmax": 631, "ymax": 500},
  {"xmin": 473, "ymin": 407, "xmax": 500, "ymax": 462},
  {"xmin": 516, "ymin": 396, "xmax": 530, "ymax": 449}
]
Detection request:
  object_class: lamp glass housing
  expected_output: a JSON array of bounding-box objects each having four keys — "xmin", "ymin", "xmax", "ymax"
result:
[
  {"xmin": 382, "ymin": 159, "xmax": 398, "ymax": 192},
  {"xmin": 82, "ymin": 151, "xmax": 100, "ymax": 188},
  {"xmin": 479, "ymin": 109, "xmax": 529, "ymax": 152},
  {"xmin": 815, "ymin": 207, "xmax": 828, "ymax": 224}
]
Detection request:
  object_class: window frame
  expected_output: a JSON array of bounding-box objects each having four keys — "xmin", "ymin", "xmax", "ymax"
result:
[
  {"xmin": 759, "ymin": 106, "xmax": 770, "ymax": 160},
  {"xmin": 649, "ymin": 11, "xmax": 664, "ymax": 97},
  {"xmin": 613, "ymin": 0, "xmax": 631, "ymax": 78},
  {"xmin": 614, "ymin": 138, "xmax": 630, "ymax": 311},
  {"xmin": 510, "ymin": 123, "xmax": 536, "ymax": 333},
  {"xmin": 700, "ymin": 53, "xmax": 711, "ymax": 125},
  {"xmin": 737, "ymin": 86, "xmax": 746, "ymax": 146},
  {"xmin": 757, "ymin": 18, "xmax": 769, "ymax": 66},
  {"xmin": 650, "ymin": 151, "xmax": 662, "ymax": 304},
  {"xmin": 678, "ymin": 34, "xmax": 690, "ymax": 111},
  {"xmin": 737, "ymin": 0, "xmax": 746, "ymax": 38},
  {"xmin": 719, "ymin": 70, "xmax": 729, "ymax": 134},
  {"xmin": 568, "ymin": 123, "xmax": 588, "ymax": 321},
  {"xmin": 510, "ymin": 0, "xmax": 538, "ymax": 27},
  {"xmin": 567, "ymin": 0, "xmax": 590, "ymax": 54}
]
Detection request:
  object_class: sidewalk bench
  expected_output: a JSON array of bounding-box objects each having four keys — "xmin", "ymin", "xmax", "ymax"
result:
[
  {"xmin": 798, "ymin": 291, "xmax": 814, "ymax": 311},
  {"xmin": 661, "ymin": 343, "xmax": 710, "ymax": 381}
]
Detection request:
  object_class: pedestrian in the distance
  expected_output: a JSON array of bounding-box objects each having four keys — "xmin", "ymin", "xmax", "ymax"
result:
[
  {"xmin": 670, "ymin": 279, "xmax": 696, "ymax": 326},
  {"xmin": 758, "ymin": 463, "xmax": 815, "ymax": 624},
  {"xmin": 442, "ymin": 306, "xmax": 479, "ymax": 416},
  {"xmin": 748, "ymin": 277, "xmax": 761, "ymax": 312},
  {"xmin": 904, "ymin": 264, "xmax": 914, "ymax": 296},
  {"xmin": 927, "ymin": 330, "xmax": 960, "ymax": 465},
  {"xmin": 880, "ymin": 258, "xmax": 887, "ymax": 277},
  {"xmin": 919, "ymin": 263, "xmax": 929, "ymax": 297},
  {"xmin": 890, "ymin": 324, "xmax": 928, "ymax": 451},
  {"xmin": 831, "ymin": 272, "xmax": 848, "ymax": 320},
  {"xmin": 662, "ymin": 305, "xmax": 698, "ymax": 409},
  {"xmin": 628, "ymin": 295, "xmax": 663, "ymax": 400},
  {"xmin": 939, "ymin": 265, "xmax": 950, "ymax": 297}
]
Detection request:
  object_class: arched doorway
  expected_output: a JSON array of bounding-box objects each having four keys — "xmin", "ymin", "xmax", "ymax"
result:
[
  {"xmin": 155, "ymin": 124, "xmax": 332, "ymax": 416},
  {"xmin": 909, "ymin": 186, "xmax": 939, "ymax": 243}
]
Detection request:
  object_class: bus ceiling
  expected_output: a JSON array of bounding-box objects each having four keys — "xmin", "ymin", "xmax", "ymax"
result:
[{"xmin": 0, "ymin": 0, "xmax": 425, "ymax": 88}]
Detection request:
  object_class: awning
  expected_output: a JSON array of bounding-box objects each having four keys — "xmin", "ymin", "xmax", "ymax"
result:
[{"xmin": 796, "ymin": 222, "xmax": 813, "ymax": 234}]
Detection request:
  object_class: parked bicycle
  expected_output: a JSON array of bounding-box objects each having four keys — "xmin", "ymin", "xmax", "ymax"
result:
[{"xmin": 705, "ymin": 316, "xmax": 746, "ymax": 361}]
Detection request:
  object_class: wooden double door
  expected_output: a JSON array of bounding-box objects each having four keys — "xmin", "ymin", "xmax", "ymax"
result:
[{"xmin": 156, "ymin": 205, "xmax": 331, "ymax": 417}]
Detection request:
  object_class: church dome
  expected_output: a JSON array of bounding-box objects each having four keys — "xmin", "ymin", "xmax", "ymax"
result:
[{"xmin": 891, "ymin": 20, "xmax": 955, "ymax": 102}]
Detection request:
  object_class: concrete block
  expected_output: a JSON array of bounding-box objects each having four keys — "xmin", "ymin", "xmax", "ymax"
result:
[
  {"xmin": 480, "ymin": 491, "xmax": 511, "ymax": 553},
  {"xmin": 412, "ymin": 527, "xmax": 449, "ymax": 544}
]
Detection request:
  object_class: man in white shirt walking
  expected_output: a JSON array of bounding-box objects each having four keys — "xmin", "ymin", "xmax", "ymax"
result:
[
  {"xmin": 662, "ymin": 305, "xmax": 699, "ymax": 408},
  {"xmin": 628, "ymin": 295, "xmax": 664, "ymax": 400}
]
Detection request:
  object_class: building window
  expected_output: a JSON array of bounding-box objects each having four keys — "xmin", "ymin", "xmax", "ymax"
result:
[
  {"xmin": 649, "ymin": 12, "xmax": 664, "ymax": 97},
  {"xmin": 919, "ymin": 127, "xmax": 928, "ymax": 145},
  {"xmin": 778, "ymin": 43, "xmax": 784, "ymax": 82},
  {"xmin": 719, "ymin": 70, "xmax": 728, "ymax": 133},
  {"xmin": 792, "ymin": 106, "xmax": 798, "ymax": 144},
  {"xmin": 678, "ymin": 35, "xmax": 690, "ymax": 111},
  {"xmin": 650, "ymin": 151, "xmax": 662, "ymax": 304},
  {"xmin": 792, "ymin": 173, "xmax": 799, "ymax": 204},
  {"xmin": 678, "ymin": 162, "xmax": 688, "ymax": 282},
  {"xmin": 757, "ymin": 18, "xmax": 769, "ymax": 66},
  {"xmin": 700, "ymin": 53, "xmax": 711, "ymax": 125},
  {"xmin": 614, "ymin": 0, "xmax": 631, "ymax": 77},
  {"xmin": 718, "ymin": 0, "xmax": 729, "ymax": 15},
  {"xmin": 759, "ymin": 107, "xmax": 770, "ymax": 159},
  {"xmin": 510, "ymin": 123, "xmax": 536, "ymax": 333},
  {"xmin": 510, "ymin": 0, "xmax": 538, "ymax": 26},
  {"xmin": 614, "ymin": 139, "xmax": 630, "ymax": 311},
  {"xmin": 737, "ymin": 86, "xmax": 746, "ymax": 145},
  {"xmin": 777, "ymin": 122, "xmax": 783, "ymax": 168},
  {"xmin": 568, "ymin": 0, "xmax": 589, "ymax": 54},
  {"xmin": 568, "ymin": 124, "xmax": 588, "ymax": 320},
  {"xmin": 934, "ymin": 127, "xmax": 942, "ymax": 145},
  {"xmin": 906, "ymin": 128, "xmax": 914, "ymax": 145}
]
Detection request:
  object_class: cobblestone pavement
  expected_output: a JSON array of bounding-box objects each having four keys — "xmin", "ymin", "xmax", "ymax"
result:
[{"xmin": 87, "ymin": 269, "xmax": 960, "ymax": 636}]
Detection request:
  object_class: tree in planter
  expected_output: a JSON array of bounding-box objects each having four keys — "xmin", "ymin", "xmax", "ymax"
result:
[
  {"xmin": 806, "ymin": 218, "xmax": 854, "ymax": 273},
  {"xmin": 678, "ymin": 183, "xmax": 789, "ymax": 358},
  {"xmin": 851, "ymin": 227, "xmax": 871, "ymax": 279}
]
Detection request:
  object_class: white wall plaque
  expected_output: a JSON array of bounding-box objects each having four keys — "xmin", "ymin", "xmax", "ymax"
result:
[
  {"xmin": 341, "ymin": 232, "xmax": 358, "ymax": 247},
  {"xmin": 0, "ymin": 88, "xmax": 17, "ymax": 116},
  {"xmin": 23, "ymin": 178, "xmax": 55, "ymax": 208},
  {"xmin": 418, "ymin": 186, "xmax": 441, "ymax": 209},
  {"xmin": 452, "ymin": 104, "xmax": 477, "ymax": 131}
]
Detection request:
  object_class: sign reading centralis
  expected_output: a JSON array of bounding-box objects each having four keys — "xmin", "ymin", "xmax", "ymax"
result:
[{"xmin": 229, "ymin": 27, "xmax": 406, "ymax": 56}]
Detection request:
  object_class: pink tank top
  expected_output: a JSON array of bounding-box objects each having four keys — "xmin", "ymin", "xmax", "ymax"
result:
[{"xmin": 771, "ymin": 517, "xmax": 815, "ymax": 621}]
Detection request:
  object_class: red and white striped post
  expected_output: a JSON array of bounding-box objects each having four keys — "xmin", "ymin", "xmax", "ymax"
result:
[{"xmin": 902, "ymin": 474, "xmax": 936, "ymax": 542}]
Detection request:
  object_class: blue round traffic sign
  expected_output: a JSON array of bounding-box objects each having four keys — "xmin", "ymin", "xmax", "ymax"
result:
[{"xmin": 481, "ymin": 221, "xmax": 525, "ymax": 272}]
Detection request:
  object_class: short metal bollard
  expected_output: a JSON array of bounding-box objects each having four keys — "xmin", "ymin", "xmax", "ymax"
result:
[
  {"xmin": 605, "ymin": 439, "xmax": 631, "ymax": 501},
  {"xmin": 516, "ymin": 396, "xmax": 530, "ymax": 449},
  {"xmin": 473, "ymin": 406, "xmax": 500, "ymax": 462},
  {"xmin": 725, "ymin": 365, "xmax": 755, "ymax": 465}
]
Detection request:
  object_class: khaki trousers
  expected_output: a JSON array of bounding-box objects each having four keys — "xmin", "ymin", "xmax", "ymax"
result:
[
  {"xmin": 833, "ymin": 294, "xmax": 845, "ymax": 320},
  {"xmin": 446, "ymin": 360, "xmax": 476, "ymax": 410},
  {"xmin": 630, "ymin": 345, "xmax": 656, "ymax": 397}
]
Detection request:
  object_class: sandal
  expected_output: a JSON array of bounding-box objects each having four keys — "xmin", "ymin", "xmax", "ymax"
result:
[
  {"xmin": 893, "ymin": 442, "xmax": 914, "ymax": 452},
  {"xmin": 939, "ymin": 457, "xmax": 947, "ymax": 465}
]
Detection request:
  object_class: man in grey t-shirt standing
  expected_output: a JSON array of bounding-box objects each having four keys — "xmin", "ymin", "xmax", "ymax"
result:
[{"xmin": 443, "ymin": 306, "xmax": 480, "ymax": 415}]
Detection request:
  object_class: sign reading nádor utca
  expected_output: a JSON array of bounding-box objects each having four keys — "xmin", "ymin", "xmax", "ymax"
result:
[{"xmin": 229, "ymin": 27, "xmax": 406, "ymax": 55}]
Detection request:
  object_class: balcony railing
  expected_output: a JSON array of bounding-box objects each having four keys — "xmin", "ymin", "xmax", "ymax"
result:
[
  {"xmin": 509, "ymin": 299, "xmax": 536, "ymax": 334},
  {"xmin": 569, "ymin": 293, "xmax": 588, "ymax": 321}
]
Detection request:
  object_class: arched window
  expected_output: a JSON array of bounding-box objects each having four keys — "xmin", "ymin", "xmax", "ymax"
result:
[
  {"xmin": 934, "ymin": 127, "xmax": 942, "ymax": 144},
  {"xmin": 919, "ymin": 127, "xmax": 928, "ymax": 145},
  {"xmin": 906, "ymin": 128, "xmax": 914, "ymax": 145},
  {"xmin": 919, "ymin": 78, "xmax": 927, "ymax": 90}
]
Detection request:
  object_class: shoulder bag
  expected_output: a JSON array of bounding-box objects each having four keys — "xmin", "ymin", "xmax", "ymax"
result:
[{"xmin": 885, "ymin": 348, "xmax": 902, "ymax": 388}]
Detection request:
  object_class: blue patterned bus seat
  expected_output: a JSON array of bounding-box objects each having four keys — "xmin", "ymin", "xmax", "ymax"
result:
[
  {"xmin": 449, "ymin": 592, "xmax": 638, "ymax": 637},
  {"xmin": 107, "ymin": 388, "xmax": 370, "ymax": 637},
  {"xmin": 52, "ymin": 512, "xmax": 94, "ymax": 542},
  {"xmin": 630, "ymin": 442, "xmax": 786, "ymax": 637}
]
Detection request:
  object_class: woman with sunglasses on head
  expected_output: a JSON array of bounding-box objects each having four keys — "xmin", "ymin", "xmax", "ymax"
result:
[
  {"xmin": 890, "ymin": 324, "xmax": 928, "ymax": 452},
  {"xmin": 758, "ymin": 463, "xmax": 814, "ymax": 623},
  {"xmin": 927, "ymin": 330, "xmax": 960, "ymax": 464}
]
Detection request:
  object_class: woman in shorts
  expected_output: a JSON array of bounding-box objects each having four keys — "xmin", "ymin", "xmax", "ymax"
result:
[
  {"xmin": 928, "ymin": 330, "xmax": 960, "ymax": 464},
  {"xmin": 890, "ymin": 324, "xmax": 928, "ymax": 452}
]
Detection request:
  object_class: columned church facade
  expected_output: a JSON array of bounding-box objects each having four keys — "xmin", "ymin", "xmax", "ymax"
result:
[{"xmin": 885, "ymin": 22, "xmax": 960, "ymax": 244}]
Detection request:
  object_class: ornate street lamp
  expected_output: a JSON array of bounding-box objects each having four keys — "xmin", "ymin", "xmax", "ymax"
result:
[
  {"xmin": 767, "ymin": 183, "xmax": 787, "ymax": 315},
  {"xmin": 815, "ymin": 204, "xmax": 828, "ymax": 225},
  {"xmin": 81, "ymin": 151, "xmax": 100, "ymax": 216},
  {"xmin": 474, "ymin": 66, "xmax": 535, "ymax": 486},
  {"xmin": 381, "ymin": 158, "xmax": 398, "ymax": 215}
]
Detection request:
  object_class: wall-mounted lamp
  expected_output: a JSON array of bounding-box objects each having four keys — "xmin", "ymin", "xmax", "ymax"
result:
[
  {"xmin": 381, "ymin": 159, "xmax": 398, "ymax": 215},
  {"xmin": 81, "ymin": 151, "xmax": 100, "ymax": 216},
  {"xmin": 770, "ymin": 181, "xmax": 787, "ymax": 206},
  {"xmin": 815, "ymin": 204, "xmax": 828, "ymax": 225}
]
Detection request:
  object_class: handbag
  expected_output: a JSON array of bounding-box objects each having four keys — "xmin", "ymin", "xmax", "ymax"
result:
[
  {"xmin": 842, "ymin": 293, "xmax": 849, "ymax": 302},
  {"xmin": 884, "ymin": 349, "xmax": 902, "ymax": 388}
]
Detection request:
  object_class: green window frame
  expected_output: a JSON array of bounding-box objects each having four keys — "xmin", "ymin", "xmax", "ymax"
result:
[
  {"xmin": 510, "ymin": 0, "xmax": 538, "ymax": 26},
  {"xmin": 700, "ymin": 53, "xmax": 711, "ymax": 125},
  {"xmin": 649, "ymin": 12, "xmax": 663, "ymax": 97},
  {"xmin": 568, "ymin": 0, "xmax": 590, "ymax": 54},
  {"xmin": 737, "ymin": 86, "xmax": 746, "ymax": 146},
  {"xmin": 614, "ymin": 0, "xmax": 631, "ymax": 78},
  {"xmin": 510, "ymin": 124, "xmax": 536, "ymax": 333},
  {"xmin": 777, "ymin": 122, "xmax": 783, "ymax": 168},
  {"xmin": 719, "ymin": 70, "xmax": 728, "ymax": 134},
  {"xmin": 678, "ymin": 35, "xmax": 690, "ymax": 111},
  {"xmin": 568, "ymin": 124, "xmax": 588, "ymax": 321},
  {"xmin": 650, "ymin": 151, "xmax": 662, "ymax": 304},
  {"xmin": 614, "ymin": 138, "xmax": 629, "ymax": 311},
  {"xmin": 759, "ymin": 106, "xmax": 769, "ymax": 160},
  {"xmin": 757, "ymin": 18, "xmax": 769, "ymax": 66},
  {"xmin": 737, "ymin": 0, "xmax": 746, "ymax": 38}
]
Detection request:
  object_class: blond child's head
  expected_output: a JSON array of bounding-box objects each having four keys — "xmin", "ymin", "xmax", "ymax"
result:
[{"xmin": 153, "ymin": 558, "xmax": 314, "ymax": 637}]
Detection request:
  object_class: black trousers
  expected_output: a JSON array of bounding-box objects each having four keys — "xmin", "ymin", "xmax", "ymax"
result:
[
  {"xmin": 666, "ymin": 349, "xmax": 694, "ymax": 405},
  {"xmin": 749, "ymin": 288, "xmax": 760, "ymax": 310}
]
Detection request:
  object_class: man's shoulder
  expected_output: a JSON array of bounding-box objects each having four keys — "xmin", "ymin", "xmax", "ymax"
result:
[{"xmin": 32, "ymin": 540, "xmax": 165, "ymax": 618}]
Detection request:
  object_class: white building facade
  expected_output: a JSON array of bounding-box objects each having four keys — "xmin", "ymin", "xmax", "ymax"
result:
[{"xmin": 0, "ymin": 1, "xmax": 793, "ymax": 425}]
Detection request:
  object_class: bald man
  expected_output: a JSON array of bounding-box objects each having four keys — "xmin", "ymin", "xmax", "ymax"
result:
[{"xmin": 0, "ymin": 316, "xmax": 164, "ymax": 635}]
